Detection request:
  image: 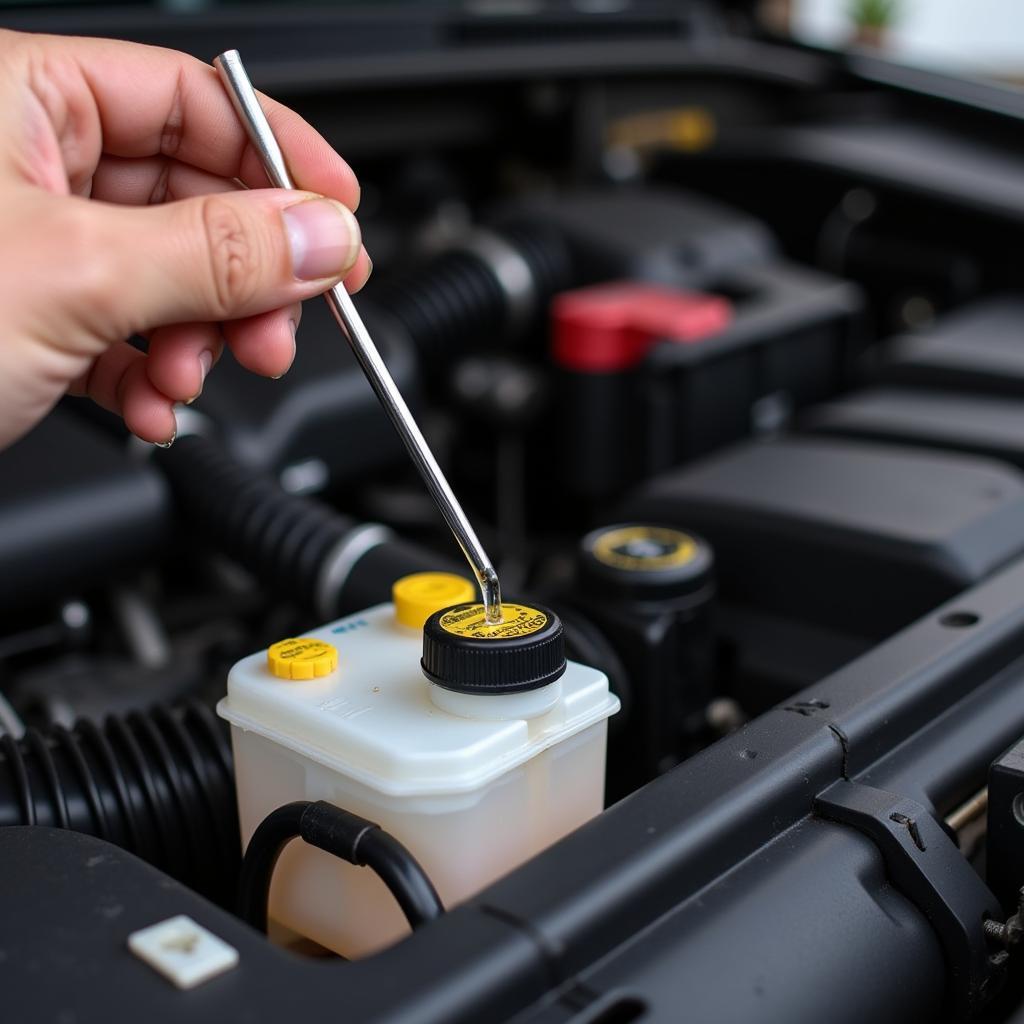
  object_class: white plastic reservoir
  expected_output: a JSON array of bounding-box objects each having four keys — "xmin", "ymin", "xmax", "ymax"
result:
[{"xmin": 218, "ymin": 600, "xmax": 619, "ymax": 958}]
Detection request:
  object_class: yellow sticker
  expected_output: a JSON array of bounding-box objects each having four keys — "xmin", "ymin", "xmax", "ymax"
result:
[
  {"xmin": 591, "ymin": 526, "xmax": 697, "ymax": 572},
  {"xmin": 439, "ymin": 603, "xmax": 548, "ymax": 640}
]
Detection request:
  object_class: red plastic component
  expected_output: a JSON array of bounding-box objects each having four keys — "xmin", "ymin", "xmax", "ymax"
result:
[{"xmin": 551, "ymin": 282, "xmax": 733, "ymax": 373}]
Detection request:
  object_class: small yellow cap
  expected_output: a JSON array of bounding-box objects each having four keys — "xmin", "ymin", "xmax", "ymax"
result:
[
  {"xmin": 392, "ymin": 572, "xmax": 476, "ymax": 630},
  {"xmin": 267, "ymin": 638, "xmax": 338, "ymax": 680}
]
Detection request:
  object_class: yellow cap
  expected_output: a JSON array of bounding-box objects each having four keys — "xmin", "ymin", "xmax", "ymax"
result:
[
  {"xmin": 267, "ymin": 638, "xmax": 338, "ymax": 680},
  {"xmin": 392, "ymin": 572, "xmax": 476, "ymax": 630}
]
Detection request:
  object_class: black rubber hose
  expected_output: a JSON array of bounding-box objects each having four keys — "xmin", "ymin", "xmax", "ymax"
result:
[
  {"xmin": 236, "ymin": 802, "xmax": 305, "ymax": 930},
  {"xmin": 157, "ymin": 434, "xmax": 356, "ymax": 609},
  {"xmin": 156, "ymin": 433, "xmax": 460, "ymax": 617},
  {"xmin": 238, "ymin": 799, "xmax": 444, "ymax": 935},
  {"xmin": 365, "ymin": 223, "xmax": 573, "ymax": 369},
  {"xmin": 498, "ymin": 221, "xmax": 575, "ymax": 300},
  {"xmin": 354, "ymin": 827, "xmax": 445, "ymax": 930},
  {"xmin": 0, "ymin": 701, "xmax": 239, "ymax": 907},
  {"xmin": 369, "ymin": 250, "xmax": 505, "ymax": 370}
]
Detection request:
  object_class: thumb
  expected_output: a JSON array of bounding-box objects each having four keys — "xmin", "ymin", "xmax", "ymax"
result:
[{"xmin": 83, "ymin": 188, "xmax": 361, "ymax": 337}]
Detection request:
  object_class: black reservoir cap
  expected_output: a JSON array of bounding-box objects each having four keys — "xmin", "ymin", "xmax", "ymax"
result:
[
  {"xmin": 421, "ymin": 602, "xmax": 566, "ymax": 695},
  {"xmin": 580, "ymin": 524, "xmax": 714, "ymax": 601}
]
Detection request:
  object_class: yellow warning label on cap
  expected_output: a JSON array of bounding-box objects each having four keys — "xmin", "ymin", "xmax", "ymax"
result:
[
  {"xmin": 592, "ymin": 526, "xmax": 697, "ymax": 572},
  {"xmin": 439, "ymin": 603, "xmax": 548, "ymax": 640},
  {"xmin": 267, "ymin": 638, "xmax": 338, "ymax": 680},
  {"xmin": 393, "ymin": 572, "xmax": 476, "ymax": 630}
]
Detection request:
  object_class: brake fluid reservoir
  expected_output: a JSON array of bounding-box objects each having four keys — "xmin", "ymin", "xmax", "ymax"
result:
[{"xmin": 218, "ymin": 573, "xmax": 619, "ymax": 958}]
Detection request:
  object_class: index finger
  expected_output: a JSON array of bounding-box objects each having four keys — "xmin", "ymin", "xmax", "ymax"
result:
[{"xmin": 32, "ymin": 32, "xmax": 359, "ymax": 208}]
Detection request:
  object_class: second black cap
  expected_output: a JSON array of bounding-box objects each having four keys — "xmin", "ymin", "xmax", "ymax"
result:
[
  {"xmin": 421, "ymin": 601, "xmax": 566, "ymax": 695},
  {"xmin": 580, "ymin": 523, "xmax": 713, "ymax": 601}
]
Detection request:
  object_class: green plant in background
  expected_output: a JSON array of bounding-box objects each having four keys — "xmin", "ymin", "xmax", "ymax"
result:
[
  {"xmin": 847, "ymin": 0, "xmax": 901, "ymax": 29},
  {"xmin": 847, "ymin": 0, "xmax": 901, "ymax": 48}
]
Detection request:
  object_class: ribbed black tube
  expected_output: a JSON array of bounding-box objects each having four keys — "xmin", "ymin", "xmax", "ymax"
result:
[
  {"xmin": 0, "ymin": 701, "xmax": 238, "ymax": 906},
  {"xmin": 366, "ymin": 224, "xmax": 573, "ymax": 369},
  {"xmin": 156, "ymin": 434, "xmax": 463, "ymax": 617},
  {"xmin": 369, "ymin": 250, "xmax": 507, "ymax": 369},
  {"xmin": 498, "ymin": 221, "xmax": 575, "ymax": 300},
  {"xmin": 157, "ymin": 434, "xmax": 356, "ymax": 608}
]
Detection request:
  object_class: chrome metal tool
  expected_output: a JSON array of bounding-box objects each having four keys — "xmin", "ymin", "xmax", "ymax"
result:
[{"xmin": 214, "ymin": 49, "xmax": 503, "ymax": 623}]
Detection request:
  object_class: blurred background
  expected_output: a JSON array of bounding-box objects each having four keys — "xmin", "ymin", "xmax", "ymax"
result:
[
  {"xmin": 3, "ymin": 4, "xmax": 1024, "ymax": 1022},
  {"xmin": 4, "ymin": 0, "xmax": 1024, "ymax": 86},
  {"xmin": 788, "ymin": 0, "xmax": 1024, "ymax": 83}
]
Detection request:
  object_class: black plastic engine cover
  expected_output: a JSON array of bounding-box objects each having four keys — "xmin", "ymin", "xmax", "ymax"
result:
[
  {"xmin": 619, "ymin": 436, "xmax": 1024, "ymax": 637},
  {"xmin": 880, "ymin": 294, "xmax": 1024, "ymax": 396},
  {"xmin": 495, "ymin": 186, "xmax": 776, "ymax": 287},
  {"xmin": 0, "ymin": 411, "xmax": 169, "ymax": 611},
  {"xmin": 805, "ymin": 387, "xmax": 1024, "ymax": 469}
]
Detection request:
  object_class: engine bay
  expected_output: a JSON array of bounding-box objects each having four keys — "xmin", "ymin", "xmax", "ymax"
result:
[{"xmin": 3, "ymin": 5, "xmax": 1024, "ymax": 1021}]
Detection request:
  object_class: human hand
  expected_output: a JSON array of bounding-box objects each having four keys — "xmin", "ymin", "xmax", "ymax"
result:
[{"xmin": 0, "ymin": 29, "xmax": 369, "ymax": 449}]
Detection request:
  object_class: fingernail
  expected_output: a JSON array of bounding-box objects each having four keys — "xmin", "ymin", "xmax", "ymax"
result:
[
  {"xmin": 366, "ymin": 255, "xmax": 374, "ymax": 280},
  {"xmin": 272, "ymin": 332, "xmax": 297, "ymax": 380},
  {"xmin": 154, "ymin": 427, "xmax": 177, "ymax": 449},
  {"xmin": 187, "ymin": 350, "xmax": 214, "ymax": 405},
  {"xmin": 284, "ymin": 198, "xmax": 361, "ymax": 281}
]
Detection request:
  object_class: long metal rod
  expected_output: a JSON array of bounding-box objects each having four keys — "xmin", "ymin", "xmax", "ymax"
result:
[{"xmin": 214, "ymin": 49, "xmax": 502, "ymax": 623}]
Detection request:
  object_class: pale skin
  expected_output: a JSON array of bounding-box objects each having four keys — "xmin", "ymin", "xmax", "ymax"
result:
[{"xmin": 0, "ymin": 29, "xmax": 370, "ymax": 450}]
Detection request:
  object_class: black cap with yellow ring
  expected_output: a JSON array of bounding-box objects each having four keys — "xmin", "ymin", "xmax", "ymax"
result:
[
  {"xmin": 421, "ymin": 601, "xmax": 566, "ymax": 695},
  {"xmin": 581, "ymin": 523, "xmax": 713, "ymax": 601}
]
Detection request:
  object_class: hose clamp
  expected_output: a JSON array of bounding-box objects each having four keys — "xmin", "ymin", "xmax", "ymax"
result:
[
  {"xmin": 454, "ymin": 228, "xmax": 536, "ymax": 339},
  {"xmin": 316, "ymin": 523, "xmax": 394, "ymax": 620}
]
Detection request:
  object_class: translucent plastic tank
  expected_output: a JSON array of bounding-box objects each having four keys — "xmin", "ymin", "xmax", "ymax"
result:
[{"xmin": 219, "ymin": 597, "xmax": 619, "ymax": 957}]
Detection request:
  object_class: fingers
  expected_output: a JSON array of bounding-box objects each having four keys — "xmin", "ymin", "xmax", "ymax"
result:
[
  {"xmin": 0, "ymin": 32, "xmax": 372, "ymax": 450},
  {"xmin": 14, "ymin": 32, "xmax": 359, "ymax": 209},
  {"xmin": 81, "ymin": 188, "xmax": 361, "ymax": 337},
  {"xmin": 145, "ymin": 322, "xmax": 224, "ymax": 403},
  {"xmin": 120, "ymin": 358, "xmax": 178, "ymax": 444},
  {"xmin": 79, "ymin": 306, "xmax": 296, "ymax": 443},
  {"xmin": 89, "ymin": 154, "xmax": 239, "ymax": 205},
  {"xmin": 32, "ymin": 181, "xmax": 369, "ymax": 446},
  {"xmin": 223, "ymin": 303, "xmax": 301, "ymax": 379},
  {"xmin": 69, "ymin": 340, "xmax": 176, "ymax": 444},
  {"xmin": 343, "ymin": 247, "xmax": 373, "ymax": 294},
  {"xmin": 91, "ymin": 155, "xmax": 372, "ymax": 294}
]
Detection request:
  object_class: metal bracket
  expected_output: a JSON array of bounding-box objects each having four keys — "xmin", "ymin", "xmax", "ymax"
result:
[{"xmin": 815, "ymin": 779, "xmax": 1003, "ymax": 1018}]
